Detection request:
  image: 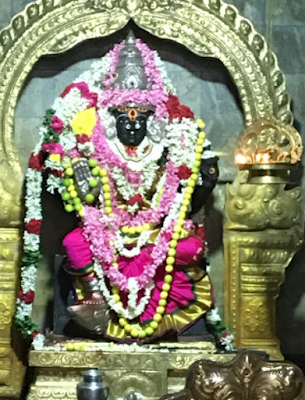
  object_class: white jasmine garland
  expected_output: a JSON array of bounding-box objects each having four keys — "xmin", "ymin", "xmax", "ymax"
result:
[
  {"xmin": 111, "ymin": 163, "xmax": 159, "ymax": 203},
  {"xmin": 21, "ymin": 265, "xmax": 38, "ymax": 292},
  {"xmin": 76, "ymin": 55, "xmax": 111, "ymax": 90},
  {"xmin": 15, "ymin": 299, "xmax": 33, "ymax": 321},
  {"xmin": 108, "ymin": 136, "xmax": 164, "ymax": 172},
  {"xmin": 165, "ymin": 118, "xmax": 199, "ymax": 169},
  {"xmin": 94, "ymin": 260, "xmax": 154, "ymax": 320},
  {"xmin": 59, "ymin": 130, "xmax": 77, "ymax": 152},
  {"xmin": 23, "ymin": 232, "xmax": 40, "ymax": 252},
  {"xmin": 33, "ymin": 126, "xmax": 48, "ymax": 156},
  {"xmin": 163, "ymin": 190, "xmax": 185, "ymax": 229},
  {"xmin": 46, "ymin": 175, "xmax": 65, "ymax": 195},
  {"xmin": 77, "ymin": 142, "xmax": 95, "ymax": 157},
  {"xmin": 151, "ymin": 172, "xmax": 166, "ymax": 208},
  {"xmin": 127, "ymin": 277, "xmax": 140, "ymax": 310},
  {"xmin": 206, "ymin": 307, "xmax": 222, "ymax": 323},
  {"xmin": 44, "ymin": 158, "xmax": 64, "ymax": 171},
  {"xmin": 32, "ymin": 333, "xmax": 46, "ymax": 350},
  {"xmin": 153, "ymin": 52, "xmax": 175, "ymax": 94},
  {"xmin": 220, "ymin": 334, "xmax": 234, "ymax": 351},
  {"xmin": 52, "ymin": 88, "xmax": 89, "ymax": 125},
  {"xmin": 114, "ymin": 229, "xmax": 151, "ymax": 258},
  {"xmin": 127, "ymin": 204, "xmax": 139, "ymax": 214}
]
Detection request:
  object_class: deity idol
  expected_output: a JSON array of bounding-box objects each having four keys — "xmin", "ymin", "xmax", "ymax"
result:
[{"xmin": 17, "ymin": 33, "xmax": 223, "ymax": 345}]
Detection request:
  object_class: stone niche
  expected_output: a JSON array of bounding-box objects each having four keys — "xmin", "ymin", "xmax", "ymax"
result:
[{"xmin": 14, "ymin": 24, "xmax": 244, "ymax": 329}]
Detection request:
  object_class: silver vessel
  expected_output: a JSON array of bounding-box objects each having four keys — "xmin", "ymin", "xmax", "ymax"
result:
[{"xmin": 77, "ymin": 370, "xmax": 109, "ymax": 400}]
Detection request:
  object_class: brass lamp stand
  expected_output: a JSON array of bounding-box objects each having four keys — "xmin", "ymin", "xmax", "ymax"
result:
[{"xmin": 224, "ymin": 119, "xmax": 303, "ymax": 359}]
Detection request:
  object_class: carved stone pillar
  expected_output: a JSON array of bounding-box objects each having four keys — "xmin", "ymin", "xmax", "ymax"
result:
[{"xmin": 224, "ymin": 170, "xmax": 303, "ymax": 359}]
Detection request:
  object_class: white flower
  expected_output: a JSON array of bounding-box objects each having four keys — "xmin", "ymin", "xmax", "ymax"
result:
[
  {"xmin": 77, "ymin": 142, "xmax": 95, "ymax": 157},
  {"xmin": 46, "ymin": 175, "xmax": 64, "ymax": 194},
  {"xmin": 153, "ymin": 52, "xmax": 175, "ymax": 94},
  {"xmin": 94, "ymin": 260, "xmax": 154, "ymax": 320},
  {"xmin": 32, "ymin": 334, "xmax": 46, "ymax": 350},
  {"xmin": 44, "ymin": 159, "xmax": 64, "ymax": 171},
  {"xmin": 53, "ymin": 88, "xmax": 89, "ymax": 125},
  {"xmin": 206, "ymin": 308, "xmax": 222, "ymax": 323},
  {"xmin": 23, "ymin": 232, "xmax": 40, "ymax": 252},
  {"xmin": 166, "ymin": 118, "xmax": 198, "ymax": 169},
  {"xmin": 59, "ymin": 131, "xmax": 77, "ymax": 152},
  {"xmin": 220, "ymin": 334, "xmax": 234, "ymax": 351},
  {"xmin": 15, "ymin": 299, "xmax": 33, "ymax": 320},
  {"xmin": 21, "ymin": 265, "xmax": 38, "ymax": 292}
]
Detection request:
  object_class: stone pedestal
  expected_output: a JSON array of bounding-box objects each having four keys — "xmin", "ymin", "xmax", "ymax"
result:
[{"xmin": 27, "ymin": 344, "xmax": 234, "ymax": 400}]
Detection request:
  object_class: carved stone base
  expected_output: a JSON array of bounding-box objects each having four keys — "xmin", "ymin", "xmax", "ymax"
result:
[{"xmin": 27, "ymin": 344, "xmax": 234, "ymax": 400}]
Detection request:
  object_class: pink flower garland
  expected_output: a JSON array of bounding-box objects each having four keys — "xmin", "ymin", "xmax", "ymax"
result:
[
  {"xmin": 83, "ymin": 122, "xmax": 182, "ymax": 292},
  {"xmin": 103, "ymin": 42, "xmax": 125, "ymax": 88},
  {"xmin": 83, "ymin": 206, "xmax": 173, "ymax": 292}
]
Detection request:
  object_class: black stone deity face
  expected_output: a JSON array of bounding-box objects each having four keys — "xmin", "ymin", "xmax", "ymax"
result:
[{"xmin": 113, "ymin": 107, "xmax": 150, "ymax": 147}]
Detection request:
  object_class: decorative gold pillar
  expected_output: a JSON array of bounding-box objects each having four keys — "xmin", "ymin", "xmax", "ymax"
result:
[
  {"xmin": 0, "ymin": 228, "xmax": 25, "ymax": 396},
  {"xmin": 224, "ymin": 121, "xmax": 303, "ymax": 359}
]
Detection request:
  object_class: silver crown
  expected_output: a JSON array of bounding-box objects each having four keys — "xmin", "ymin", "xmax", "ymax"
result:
[{"xmin": 113, "ymin": 32, "xmax": 152, "ymax": 91}]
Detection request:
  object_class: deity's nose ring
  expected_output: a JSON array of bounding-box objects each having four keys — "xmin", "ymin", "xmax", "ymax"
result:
[{"xmin": 128, "ymin": 108, "xmax": 138, "ymax": 121}]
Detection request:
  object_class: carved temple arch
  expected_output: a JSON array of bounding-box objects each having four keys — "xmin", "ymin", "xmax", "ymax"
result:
[
  {"xmin": 0, "ymin": 0, "xmax": 299, "ymax": 396},
  {"xmin": 0, "ymin": 0, "xmax": 293, "ymax": 178}
]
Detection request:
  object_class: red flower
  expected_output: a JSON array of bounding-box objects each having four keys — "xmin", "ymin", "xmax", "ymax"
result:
[
  {"xmin": 127, "ymin": 194, "xmax": 143, "ymax": 205},
  {"xmin": 50, "ymin": 115, "xmax": 63, "ymax": 134},
  {"xmin": 42, "ymin": 142, "xmax": 65, "ymax": 156},
  {"xmin": 88, "ymin": 92, "xmax": 98, "ymax": 108},
  {"xmin": 76, "ymin": 134, "xmax": 90, "ymax": 144},
  {"xmin": 194, "ymin": 223, "xmax": 206, "ymax": 243},
  {"xmin": 178, "ymin": 164, "xmax": 192, "ymax": 180},
  {"xmin": 126, "ymin": 147, "xmax": 138, "ymax": 157},
  {"xmin": 25, "ymin": 219, "xmax": 42, "ymax": 234},
  {"xmin": 32, "ymin": 331, "xmax": 40, "ymax": 339},
  {"xmin": 165, "ymin": 95, "xmax": 194, "ymax": 122},
  {"xmin": 29, "ymin": 152, "xmax": 44, "ymax": 171},
  {"xmin": 221, "ymin": 332, "xmax": 229, "ymax": 338},
  {"xmin": 51, "ymin": 170, "xmax": 63, "ymax": 177},
  {"xmin": 18, "ymin": 290, "xmax": 35, "ymax": 304},
  {"xmin": 61, "ymin": 82, "xmax": 89, "ymax": 98}
]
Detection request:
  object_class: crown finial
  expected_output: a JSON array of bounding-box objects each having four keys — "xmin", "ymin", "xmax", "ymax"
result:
[{"xmin": 112, "ymin": 32, "xmax": 150, "ymax": 90}]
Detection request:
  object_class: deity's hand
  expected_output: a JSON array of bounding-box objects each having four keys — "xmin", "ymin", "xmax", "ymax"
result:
[
  {"xmin": 191, "ymin": 156, "xmax": 219, "ymax": 214},
  {"xmin": 73, "ymin": 159, "xmax": 102, "ymax": 201}
]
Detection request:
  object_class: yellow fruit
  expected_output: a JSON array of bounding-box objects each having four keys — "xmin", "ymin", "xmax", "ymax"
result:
[
  {"xmin": 153, "ymin": 313, "xmax": 162, "ymax": 323},
  {"xmin": 131, "ymin": 329, "xmax": 139, "ymax": 338},
  {"xmin": 162, "ymin": 283, "xmax": 171, "ymax": 292}
]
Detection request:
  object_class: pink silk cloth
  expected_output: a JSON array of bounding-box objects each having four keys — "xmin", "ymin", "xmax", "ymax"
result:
[{"xmin": 63, "ymin": 227, "xmax": 205, "ymax": 322}]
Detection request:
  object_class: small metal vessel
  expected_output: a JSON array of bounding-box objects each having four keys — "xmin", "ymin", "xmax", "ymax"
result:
[{"xmin": 77, "ymin": 369, "xmax": 109, "ymax": 400}]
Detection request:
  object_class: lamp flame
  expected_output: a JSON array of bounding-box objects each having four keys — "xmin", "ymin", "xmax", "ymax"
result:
[
  {"xmin": 262, "ymin": 153, "xmax": 270, "ymax": 163},
  {"xmin": 235, "ymin": 154, "xmax": 247, "ymax": 164}
]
